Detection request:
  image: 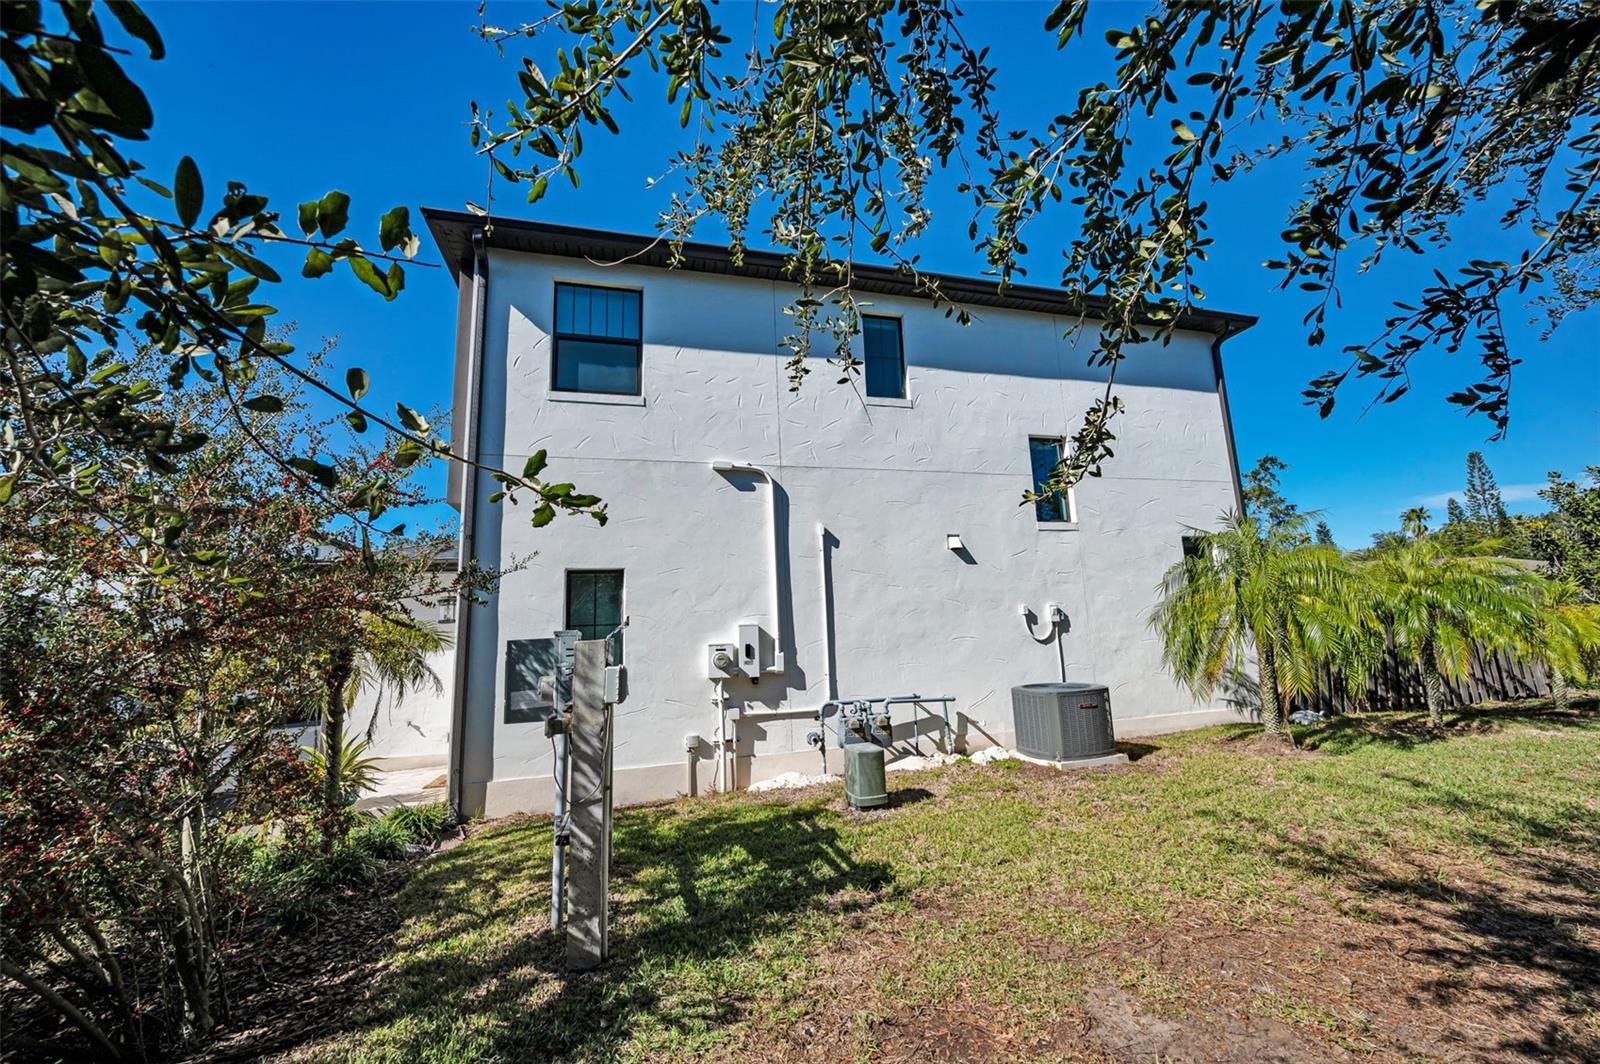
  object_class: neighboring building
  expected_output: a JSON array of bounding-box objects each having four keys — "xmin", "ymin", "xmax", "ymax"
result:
[
  {"xmin": 308, "ymin": 547, "xmax": 457, "ymax": 770},
  {"xmin": 424, "ymin": 211, "xmax": 1256, "ymax": 818},
  {"xmin": 350, "ymin": 586, "xmax": 457, "ymax": 765}
]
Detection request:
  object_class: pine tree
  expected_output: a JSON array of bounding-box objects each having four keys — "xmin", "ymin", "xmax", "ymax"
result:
[
  {"xmin": 1446, "ymin": 497, "xmax": 1468, "ymax": 528},
  {"xmin": 1314, "ymin": 520, "xmax": 1335, "ymax": 546},
  {"xmin": 1242, "ymin": 455, "xmax": 1300, "ymax": 530},
  {"xmin": 1464, "ymin": 451, "xmax": 1508, "ymax": 535}
]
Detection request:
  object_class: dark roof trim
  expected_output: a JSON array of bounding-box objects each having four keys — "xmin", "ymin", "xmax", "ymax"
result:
[{"xmin": 422, "ymin": 209, "xmax": 1257, "ymax": 337}]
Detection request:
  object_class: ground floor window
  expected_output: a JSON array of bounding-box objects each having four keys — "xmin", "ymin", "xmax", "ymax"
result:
[
  {"xmin": 565, "ymin": 569, "xmax": 624, "ymax": 656},
  {"xmin": 1028, "ymin": 437, "xmax": 1076, "ymax": 523}
]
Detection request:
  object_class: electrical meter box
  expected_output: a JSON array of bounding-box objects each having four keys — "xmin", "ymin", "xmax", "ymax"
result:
[
  {"xmin": 738, "ymin": 622, "xmax": 785, "ymax": 675},
  {"xmin": 707, "ymin": 643, "xmax": 742, "ymax": 681},
  {"xmin": 504, "ymin": 629, "xmax": 581, "ymax": 723}
]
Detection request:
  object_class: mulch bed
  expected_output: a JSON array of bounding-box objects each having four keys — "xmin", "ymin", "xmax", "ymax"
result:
[
  {"xmin": 174, "ymin": 867, "xmax": 410, "ymax": 1063},
  {"xmin": 2, "ymin": 866, "xmax": 410, "ymax": 1064}
]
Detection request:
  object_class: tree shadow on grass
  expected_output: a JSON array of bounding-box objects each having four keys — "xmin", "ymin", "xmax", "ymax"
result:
[
  {"xmin": 1294, "ymin": 695, "xmax": 1598, "ymax": 755},
  {"xmin": 1192, "ymin": 764, "xmax": 1599, "ymax": 1061},
  {"xmin": 1267, "ymin": 826, "xmax": 1598, "ymax": 1060},
  {"xmin": 319, "ymin": 799, "xmax": 896, "ymax": 1061}
]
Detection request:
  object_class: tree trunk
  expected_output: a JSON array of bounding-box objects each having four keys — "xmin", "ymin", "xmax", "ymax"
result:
[
  {"xmin": 1421, "ymin": 630, "xmax": 1445, "ymax": 728},
  {"xmin": 321, "ymin": 650, "xmax": 354, "ymax": 853},
  {"xmin": 1, "ymin": 957, "xmax": 123, "ymax": 1061},
  {"xmin": 1550, "ymin": 666, "xmax": 1570, "ymax": 709},
  {"xmin": 1258, "ymin": 638, "xmax": 1285, "ymax": 739}
]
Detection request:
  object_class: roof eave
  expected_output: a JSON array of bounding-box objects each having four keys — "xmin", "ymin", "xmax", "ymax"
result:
[{"xmin": 421, "ymin": 208, "xmax": 1258, "ymax": 337}]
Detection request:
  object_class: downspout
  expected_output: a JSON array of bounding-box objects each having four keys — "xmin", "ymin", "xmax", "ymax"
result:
[
  {"xmin": 447, "ymin": 230, "xmax": 489, "ymax": 821},
  {"xmin": 710, "ymin": 461, "xmax": 786, "ymax": 674},
  {"xmin": 1209, "ymin": 324, "xmax": 1246, "ymax": 515},
  {"xmin": 818, "ymin": 523, "xmax": 835, "ymax": 701}
]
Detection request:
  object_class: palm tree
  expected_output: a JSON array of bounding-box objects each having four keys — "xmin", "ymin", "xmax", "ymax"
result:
[
  {"xmin": 317, "ymin": 612, "xmax": 448, "ymax": 846},
  {"xmin": 1400, "ymin": 506, "xmax": 1431, "ymax": 538},
  {"xmin": 1361, "ymin": 538, "xmax": 1538, "ymax": 727},
  {"xmin": 1520, "ymin": 578, "xmax": 1600, "ymax": 709},
  {"xmin": 1152, "ymin": 512, "xmax": 1362, "ymax": 739}
]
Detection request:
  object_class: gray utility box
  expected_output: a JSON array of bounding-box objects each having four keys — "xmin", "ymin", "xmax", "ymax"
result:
[
  {"xmin": 1011, "ymin": 683, "xmax": 1116, "ymax": 761},
  {"xmin": 842, "ymin": 742, "xmax": 888, "ymax": 809}
]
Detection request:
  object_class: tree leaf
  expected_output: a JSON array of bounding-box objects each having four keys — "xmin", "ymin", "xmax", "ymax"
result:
[
  {"xmin": 531, "ymin": 503, "xmax": 555, "ymax": 528},
  {"xmin": 523, "ymin": 449, "xmax": 548, "ymax": 478},
  {"xmin": 297, "ymin": 199, "xmax": 319, "ymax": 236},
  {"xmin": 301, "ymin": 248, "xmax": 333, "ymax": 278},
  {"xmin": 395, "ymin": 404, "xmax": 429, "ymax": 433},
  {"xmin": 317, "ymin": 190, "xmax": 351, "ymax": 238},
  {"xmin": 378, "ymin": 205, "xmax": 411, "ymax": 252},
  {"xmin": 242, "ymin": 394, "xmax": 284, "ymax": 412},
  {"xmin": 288, "ymin": 456, "xmax": 339, "ymax": 489},
  {"xmin": 346, "ymin": 367, "xmax": 370, "ymax": 401},
  {"xmin": 347, "ymin": 255, "xmax": 390, "ymax": 298},
  {"xmin": 219, "ymin": 245, "xmax": 281, "ymax": 283},
  {"xmin": 77, "ymin": 42, "xmax": 153, "ymax": 133},
  {"xmin": 173, "ymin": 156, "xmax": 202, "ymax": 228},
  {"xmin": 394, "ymin": 438, "xmax": 424, "ymax": 467},
  {"xmin": 107, "ymin": 1, "xmax": 165, "ymax": 60}
]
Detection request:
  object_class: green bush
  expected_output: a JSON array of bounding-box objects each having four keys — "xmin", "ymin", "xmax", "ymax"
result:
[
  {"xmin": 382, "ymin": 801, "xmax": 451, "ymax": 843},
  {"xmin": 216, "ymin": 804, "xmax": 450, "ymax": 930},
  {"xmin": 349, "ymin": 815, "xmax": 410, "ymax": 860}
]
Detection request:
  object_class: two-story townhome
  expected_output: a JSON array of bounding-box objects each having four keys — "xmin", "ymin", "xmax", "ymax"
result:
[{"xmin": 423, "ymin": 210, "xmax": 1256, "ymax": 818}]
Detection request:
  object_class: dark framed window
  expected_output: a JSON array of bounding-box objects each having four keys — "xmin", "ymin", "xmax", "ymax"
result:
[
  {"xmin": 565, "ymin": 570, "xmax": 624, "ymax": 657},
  {"xmin": 862, "ymin": 315, "xmax": 905, "ymax": 399},
  {"xmin": 1028, "ymin": 437, "xmax": 1075, "ymax": 523},
  {"xmin": 1181, "ymin": 535, "xmax": 1204, "ymax": 560},
  {"xmin": 553, "ymin": 283, "xmax": 642, "ymax": 395}
]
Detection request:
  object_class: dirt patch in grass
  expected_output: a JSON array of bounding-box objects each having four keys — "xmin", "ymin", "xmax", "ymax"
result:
[
  {"xmin": 1064, "ymin": 850, "xmax": 1600, "ymax": 1063},
  {"xmin": 1217, "ymin": 731, "xmax": 1328, "ymax": 758},
  {"xmin": 1082, "ymin": 985, "xmax": 1319, "ymax": 1063}
]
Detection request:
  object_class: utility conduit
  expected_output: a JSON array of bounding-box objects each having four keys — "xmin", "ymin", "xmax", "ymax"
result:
[{"xmin": 711, "ymin": 461, "xmax": 786, "ymax": 673}]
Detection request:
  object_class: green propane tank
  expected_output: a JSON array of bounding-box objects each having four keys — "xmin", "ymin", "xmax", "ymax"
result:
[{"xmin": 843, "ymin": 742, "xmax": 888, "ymax": 809}]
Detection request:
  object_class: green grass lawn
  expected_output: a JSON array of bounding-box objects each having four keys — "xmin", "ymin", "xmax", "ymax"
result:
[{"xmin": 278, "ymin": 701, "xmax": 1599, "ymax": 1063}]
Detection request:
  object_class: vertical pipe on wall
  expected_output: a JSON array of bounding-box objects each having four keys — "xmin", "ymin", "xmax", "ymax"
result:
[
  {"xmin": 1209, "ymin": 325, "xmax": 1246, "ymax": 516},
  {"xmin": 818, "ymin": 523, "xmax": 836, "ymax": 702},
  {"xmin": 446, "ymin": 230, "xmax": 488, "ymax": 822},
  {"xmin": 710, "ymin": 461, "xmax": 785, "ymax": 673}
]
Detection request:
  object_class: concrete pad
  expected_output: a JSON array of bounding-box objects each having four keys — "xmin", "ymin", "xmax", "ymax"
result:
[
  {"xmin": 356, "ymin": 763, "xmax": 448, "ymax": 813},
  {"xmin": 1014, "ymin": 751, "xmax": 1129, "ymax": 770}
]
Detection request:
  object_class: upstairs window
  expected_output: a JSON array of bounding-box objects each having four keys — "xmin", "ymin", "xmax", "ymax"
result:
[
  {"xmin": 553, "ymin": 283, "xmax": 642, "ymax": 395},
  {"xmin": 565, "ymin": 569, "xmax": 624, "ymax": 660},
  {"xmin": 1029, "ymin": 437, "xmax": 1076, "ymax": 524},
  {"xmin": 862, "ymin": 315, "xmax": 905, "ymax": 399}
]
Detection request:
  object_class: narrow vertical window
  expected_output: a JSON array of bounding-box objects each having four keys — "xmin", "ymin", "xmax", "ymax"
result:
[
  {"xmin": 862, "ymin": 315, "xmax": 905, "ymax": 399},
  {"xmin": 552, "ymin": 283, "xmax": 642, "ymax": 395},
  {"xmin": 565, "ymin": 570, "xmax": 625, "ymax": 658},
  {"xmin": 1181, "ymin": 535, "xmax": 1204, "ymax": 560},
  {"xmin": 1029, "ymin": 437, "xmax": 1075, "ymax": 524}
]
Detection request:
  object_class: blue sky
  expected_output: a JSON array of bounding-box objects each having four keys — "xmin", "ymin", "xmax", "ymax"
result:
[{"xmin": 127, "ymin": 1, "xmax": 1598, "ymax": 545}]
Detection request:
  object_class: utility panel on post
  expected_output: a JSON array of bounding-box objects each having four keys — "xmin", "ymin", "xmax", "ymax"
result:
[{"xmin": 565, "ymin": 639, "xmax": 612, "ymax": 971}]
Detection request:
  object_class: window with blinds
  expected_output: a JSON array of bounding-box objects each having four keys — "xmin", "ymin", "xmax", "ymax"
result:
[{"xmin": 553, "ymin": 283, "xmax": 642, "ymax": 395}]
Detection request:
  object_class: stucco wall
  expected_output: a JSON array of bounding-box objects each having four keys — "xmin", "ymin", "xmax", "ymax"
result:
[
  {"xmin": 350, "ymin": 603, "xmax": 456, "ymax": 763},
  {"xmin": 457, "ymin": 250, "xmax": 1244, "ymax": 815}
]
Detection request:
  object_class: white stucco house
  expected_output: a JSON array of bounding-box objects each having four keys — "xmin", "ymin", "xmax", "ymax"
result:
[{"xmin": 421, "ymin": 210, "xmax": 1256, "ymax": 818}]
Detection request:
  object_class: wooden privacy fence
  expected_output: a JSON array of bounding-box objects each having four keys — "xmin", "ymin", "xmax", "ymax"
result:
[{"xmin": 1299, "ymin": 642, "xmax": 1549, "ymax": 716}]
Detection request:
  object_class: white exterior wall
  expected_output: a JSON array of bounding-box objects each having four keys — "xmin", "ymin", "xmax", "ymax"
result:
[
  {"xmin": 457, "ymin": 250, "xmax": 1244, "ymax": 816},
  {"xmin": 351, "ymin": 601, "xmax": 455, "ymax": 765}
]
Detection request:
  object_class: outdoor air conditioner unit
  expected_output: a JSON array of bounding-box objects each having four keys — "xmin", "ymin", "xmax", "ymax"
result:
[{"xmin": 1010, "ymin": 682, "xmax": 1116, "ymax": 761}]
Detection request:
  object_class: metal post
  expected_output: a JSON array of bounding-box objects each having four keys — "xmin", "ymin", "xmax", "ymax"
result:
[
  {"xmin": 565, "ymin": 640, "xmax": 611, "ymax": 970},
  {"xmin": 549, "ymin": 726, "xmax": 569, "ymax": 931}
]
